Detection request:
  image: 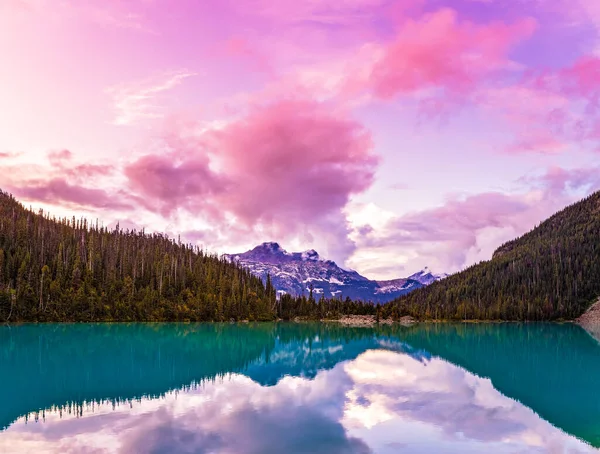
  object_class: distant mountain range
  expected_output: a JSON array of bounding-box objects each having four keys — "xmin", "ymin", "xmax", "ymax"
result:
[{"xmin": 223, "ymin": 242, "xmax": 447, "ymax": 303}]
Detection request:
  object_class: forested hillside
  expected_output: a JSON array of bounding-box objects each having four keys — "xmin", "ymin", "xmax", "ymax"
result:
[
  {"xmin": 391, "ymin": 191, "xmax": 600, "ymax": 320},
  {"xmin": 0, "ymin": 190, "xmax": 276, "ymax": 322}
]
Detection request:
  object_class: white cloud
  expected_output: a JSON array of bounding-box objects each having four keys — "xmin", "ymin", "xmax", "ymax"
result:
[{"xmin": 106, "ymin": 71, "xmax": 198, "ymax": 126}]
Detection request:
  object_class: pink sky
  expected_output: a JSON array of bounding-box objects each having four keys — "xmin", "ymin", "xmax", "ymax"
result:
[{"xmin": 2, "ymin": 0, "xmax": 600, "ymax": 278}]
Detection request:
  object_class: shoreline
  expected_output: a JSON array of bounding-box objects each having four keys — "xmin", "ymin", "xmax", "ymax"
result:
[
  {"xmin": 575, "ymin": 299, "xmax": 600, "ymax": 342},
  {"xmin": 2, "ymin": 316, "xmax": 589, "ymax": 326}
]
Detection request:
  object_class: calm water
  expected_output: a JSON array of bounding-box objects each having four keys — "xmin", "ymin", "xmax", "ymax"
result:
[{"xmin": 1, "ymin": 323, "xmax": 599, "ymax": 453}]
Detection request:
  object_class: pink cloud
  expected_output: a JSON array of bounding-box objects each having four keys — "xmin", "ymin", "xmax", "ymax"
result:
[
  {"xmin": 125, "ymin": 151, "xmax": 226, "ymax": 218},
  {"xmin": 0, "ymin": 149, "xmax": 121, "ymax": 213},
  {"xmin": 522, "ymin": 166, "xmax": 600, "ymax": 195},
  {"xmin": 0, "ymin": 151, "xmax": 22, "ymax": 159},
  {"xmin": 504, "ymin": 135, "xmax": 565, "ymax": 154},
  {"xmin": 558, "ymin": 56, "xmax": 600, "ymax": 111},
  {"xmin": 229, "ymin": 6, "xmax": 538, "ymax": 114},
  {"xmin": 47, "ymin": 149, "xmax": 73, "ymax": 166},
  {"xmin": 7, "ymin": 178, "xmax": 134, "ymax": 211},
  {"xmin": 368, "ymin": 9, "xmax": 537, "ymax": 100},
  {"xmin": 485, "ymin": 56, "xmax": 600, "ymax": 154},
  {"xmin": 205, "ymin": 101, "xmax": 376, "ymax": 226},
  {"xmin": 45, "ymin": 149, "xmax": 114, "ymax": 180},
  {"xmin": 124, "ymin": 100, "xmax": 378, "ymax": 260},
  {"xmin": 475, "ymin": 56, "xmax": 600, "ymax": 154},
  {"xmin": 234, "ymin": 0, "xmax": 388, "ymax": 26}
]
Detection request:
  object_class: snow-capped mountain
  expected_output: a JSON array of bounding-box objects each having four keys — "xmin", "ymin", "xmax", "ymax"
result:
[
  {"xmin": 223, "ymin": 242, "xmax": 447, "ymax": 303},
  {"xmin": 407, "ymin": 266, "xmax": 449, "ymax": 286}
]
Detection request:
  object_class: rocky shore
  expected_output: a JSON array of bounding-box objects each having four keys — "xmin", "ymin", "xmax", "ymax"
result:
[
  {"xmin": 335, "ymin": 315, "xmax": 417, "ymax": 327},
  {"xmin": 576, "ymin": 299, "xmax": 600, "ymax": 342},
  {"xmin": 577, "ymin": 299, "xmax": 600, "ymax": 326}
]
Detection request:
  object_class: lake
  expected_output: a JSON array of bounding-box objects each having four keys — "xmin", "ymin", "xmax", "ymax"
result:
[{"xmin": 0, "ymin": 323, "xmax": 599, "ymax": 453}]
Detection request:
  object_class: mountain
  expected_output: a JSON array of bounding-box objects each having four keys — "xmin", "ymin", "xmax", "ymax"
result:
[
  {"xmin": 407, "ymin": 266, "xmax": 449, "ymax": 286},
  {"xmin": 392, "ymin": 191, "xmax": 600, "ymax": 321},
  {"xmin": 223, "ymin": 242, "xmax": 446, "ymax": 303}
]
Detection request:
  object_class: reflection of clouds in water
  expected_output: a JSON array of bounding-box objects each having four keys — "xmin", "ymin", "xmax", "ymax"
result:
[
  {"xmin": 0, "ymin": 351, "xmax": 595, "ymax": 454},
  {"xmin": 1, "ymin": 372, "xmax": 369, "ymax": 454},
  {"xmin": 120, "ymin": 402, "xmax": 371, "ymax": 454},
  {"xmin": 342, "ymin": 351, "xmax": 595, "ymax": 453}
]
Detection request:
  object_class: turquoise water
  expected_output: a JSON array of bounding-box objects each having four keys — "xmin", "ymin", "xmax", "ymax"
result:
[{"xmin": 0, "ymin": 323, "xmax": 599, "ymax": 453}]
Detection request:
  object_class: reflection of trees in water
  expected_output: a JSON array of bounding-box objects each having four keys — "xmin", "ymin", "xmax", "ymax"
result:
[
  {"xmin": 0, "ymin": 323, "xmax": 385, "ymax": 430},
  {"xmin": 0, "ymin": 323, "xmax": 276, "ymax": 430},
  {"xmin": 2, "ymin": 322, "xmax": 600, "ymax": 449},
  {"xmin": 393, "ymin": 323, "xmax": 600, "ymax": 447}
]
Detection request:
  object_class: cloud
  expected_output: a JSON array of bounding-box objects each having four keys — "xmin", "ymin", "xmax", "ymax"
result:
[
  {"xmin": 477, "ymin": 55, "xmax": 600, "ymax": 154},
  {"xmin": 348, "ymin": 166, "xmax": 600, "ymax": 275},
  {"xmin": 120, "ymin": 398, "xmax": 372, "ymax": 454},
  {"xmin": 107, "ymin": 70, "xmax": 198, "ymax": 126},
  {"xmin": 342, "ymin": 350, "xmax": 594, "ymax": 452},
  {"xmin": 47, "ymin": 149, "xmax": 73, "ymax": 166},
  {"xmin": 232, "ymin": 0, "xmax": 388, "ymax": 26},
  {"xmin": 124, "ymin": 150, "xmax": 226, "ymax": 218},
  {"xmin": 366, "ymin": 192, "xmax": 545, "ymax": 272},
  {"xmin": 223, "ymin": 5, "xmax": 538, "ymax": 117},
  {"xmin": 0, "ymin": 150, "xmax": 128, "ymax": 213},
  {"xmin": 45, "ymin": 149, "xmax": 114, "ymax": 181},
  {"xmin": 205, "ymin": 101, "xmax": 376, "ymax": 226},
  {"xmin": 7, "ymin": 178, "xmax": 135, "ymax": 211},
  {"xmin": 124, "ymin": 100, "xmax": 378, "ymax": 262},
  {"xmin": 522, "ymin": 166, "xmax": 600, "ymax": 195},
  {"xmin": 367, "ymin": 9, "xmax": 537, "ymax": 102},
  {"xmin": 0, "ymin": 151, "xmax": 22, "ymax": 159}
]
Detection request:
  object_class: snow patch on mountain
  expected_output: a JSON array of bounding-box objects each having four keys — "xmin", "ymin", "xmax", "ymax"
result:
[{"xmin": 407, "ymin": 266, "xmax": 449, "ymax": 286}]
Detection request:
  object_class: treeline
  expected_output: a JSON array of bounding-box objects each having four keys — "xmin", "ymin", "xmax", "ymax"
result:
[
  {"xmin": 390, "ymin": 191, "xmax": 600, "ymax": 321},
  {"xmin": 0, "ymin": 190, "xmax": 378, "ymax": 322},
  {"xmin": 277, "ymin": 291, "xmax": 378, "ymax": 320}
]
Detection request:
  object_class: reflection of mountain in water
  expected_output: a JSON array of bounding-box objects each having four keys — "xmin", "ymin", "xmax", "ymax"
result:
[
  {"xmin": 1, "ymin": 323, "xmax": 600, "ymax": 448},
  {"xmin": 246, "ymin": 326, "xmax": 430, "ymax": 386}
]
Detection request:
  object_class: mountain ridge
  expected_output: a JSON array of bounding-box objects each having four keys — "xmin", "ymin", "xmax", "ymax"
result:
[{"xmin": 223, "ymin": 242, "xmax": 447, "ymax": 303}]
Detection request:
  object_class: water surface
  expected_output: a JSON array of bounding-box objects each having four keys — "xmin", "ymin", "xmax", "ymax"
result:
[{"xmin": 1, "ymin": 323, "xmax": 599, "ymax": 453}]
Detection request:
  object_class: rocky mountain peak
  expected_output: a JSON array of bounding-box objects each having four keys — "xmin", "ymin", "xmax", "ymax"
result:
[
  {"xmin": 223, "ymin": 243, "xmax": 448, "ymax": 303},
  {"xmin": 301, "ymin": 249, "xmax": 320, "ymax": 261},
  {"xmin": 408, "ymin": 267, "xmax": 449, "ymax": 286}
]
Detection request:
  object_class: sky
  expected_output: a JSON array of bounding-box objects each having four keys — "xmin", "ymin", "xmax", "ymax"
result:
[{"xmin": 1, "ymin": 0, "xmax": 600, "ymax": 279}]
